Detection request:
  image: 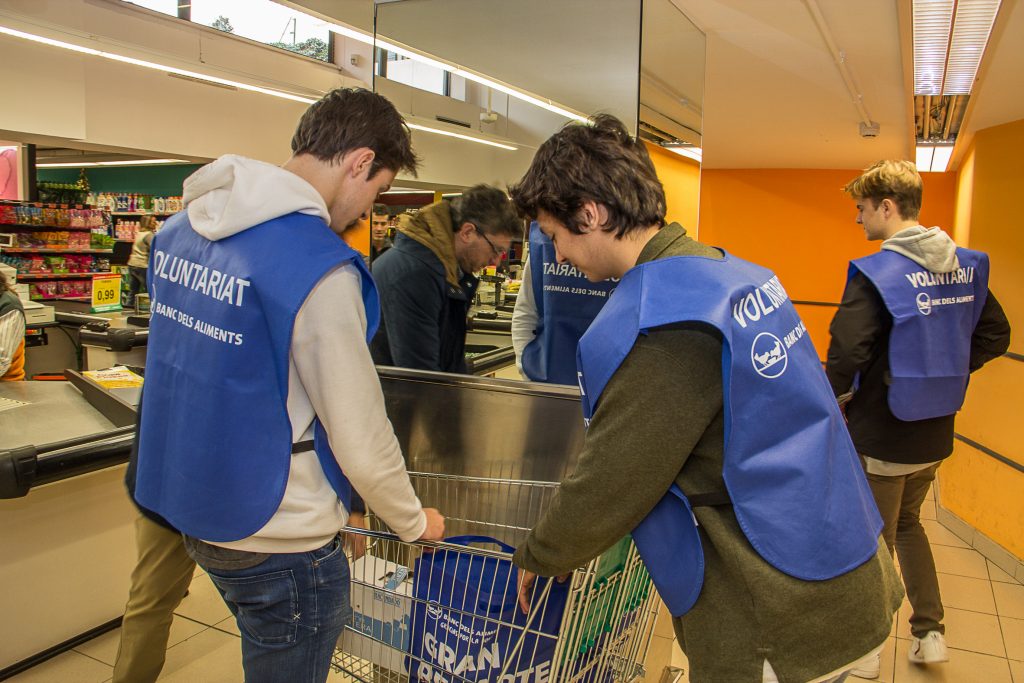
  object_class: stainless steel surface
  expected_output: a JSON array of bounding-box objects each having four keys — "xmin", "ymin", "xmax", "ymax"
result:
[
  {"xmin": 378, "ymin": 367, "xmax": 585, "ymax": 484},
  {"xmin": 0, "ymin": 382, "xmax": 116, "ymax": 449}
]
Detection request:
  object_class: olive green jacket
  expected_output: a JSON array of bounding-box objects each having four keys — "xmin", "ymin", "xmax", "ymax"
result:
[{"xmin": 513, "ymin": 223, "xmax": 903, "ymax": 682}]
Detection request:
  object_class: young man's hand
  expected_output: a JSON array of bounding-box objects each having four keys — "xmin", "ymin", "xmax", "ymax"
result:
[{"xmin": 417, "ymin": 508, "xmax": 445, "ymax": 541}]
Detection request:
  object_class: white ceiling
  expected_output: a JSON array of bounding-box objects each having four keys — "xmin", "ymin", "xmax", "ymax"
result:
[
  {"xmin": 675, "ymin": 0, "xmax": 911, "ymax": 169},
  {"xmin": 673, "ymin": 0, "xmax": 1024, "ymax": 169},
  {"xmin": 283, "ymin": 0, "xmax": 1024, "ymax": 171}
]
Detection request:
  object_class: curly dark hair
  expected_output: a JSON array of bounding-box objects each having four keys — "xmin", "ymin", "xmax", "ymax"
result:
[
  {"xmin": 449, "ymin": 184, "xmax": 521, "ymax": 238},
  {"xmin": 291, "ymin": 88, "xmax": 419, "ymax": 179},
  {"xmin": 509, "ymin": 114, "xmax": 665, "ymax": 238}
]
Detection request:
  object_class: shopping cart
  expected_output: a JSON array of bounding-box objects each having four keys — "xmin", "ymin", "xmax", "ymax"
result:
[{"xmin": 333, "ymin": 470, "xmax": 660, "ymax": 683}]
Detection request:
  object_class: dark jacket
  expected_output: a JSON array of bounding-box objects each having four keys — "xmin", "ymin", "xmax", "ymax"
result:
[
  {"xmin": 826, "ymin": 272, "xmax": 1010, "ymax": 463},
  {"xmin": 370, "ymin": 203, "xmax": 478, "ymax": 373}
]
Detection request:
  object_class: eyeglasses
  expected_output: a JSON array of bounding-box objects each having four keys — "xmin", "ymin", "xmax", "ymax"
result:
[{"xmin": 474, "ymin": 225, "xmax": 507, "ymax": 259}]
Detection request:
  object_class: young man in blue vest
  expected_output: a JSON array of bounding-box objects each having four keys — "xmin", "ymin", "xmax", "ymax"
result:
[
  {"xmin": 509, "ymin": 114, "xmax": 903, "ymax": 683},
  {"xmin": 827, "ymin": 160, "xmax": 1010, "ymax": 677},
  {"xmin": 511, "ymin": 221, "xmax": 615, "ymax": 384},
  {"xmin": 133, "ymin": 88, "xmax": 445, "ymax": 683}
]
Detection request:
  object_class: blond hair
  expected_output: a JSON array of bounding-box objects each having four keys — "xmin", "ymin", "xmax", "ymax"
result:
[{"xmin": 843, "ymin": 160, "xmax": 923, "ymax": 220}]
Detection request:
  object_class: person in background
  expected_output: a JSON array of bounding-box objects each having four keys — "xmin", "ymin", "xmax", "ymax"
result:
[
  {"xmin": 826, "ymin": 160, "xmax": 1011, "ymax": 678},
  {"xmin": 510, "ymin": 114, "xmax": 903, "ymax": 683},
  {"xmin": 512, "ymin": 220, "xmax": 615, "ymax": 384},
  {"xmin": 127, "ymin": 214, "xmax": 158, "ymax": 306},
  {"xmin": 369, "ymin": 202, "xmax": 392, "ymax": 263},
  {"xmin": 0, "ymin": 269, "xmax": 25, "ymax": 381},
  {"xmin": 370, "ymin": 185, "xmax": 520, "ymax": 373},
  {"xmin": 132, "ymin": 88, "xmax": 445, "ymax": 683}
]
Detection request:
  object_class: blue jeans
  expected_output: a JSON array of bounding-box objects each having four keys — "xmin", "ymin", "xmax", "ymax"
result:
[{"xmin": 194, "ymin": 535, "xmax": 350, "ymax": 683}]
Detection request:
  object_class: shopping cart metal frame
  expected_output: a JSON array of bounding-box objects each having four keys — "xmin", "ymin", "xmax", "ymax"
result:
[{"xmin": 333, "ymin": 470, "xmax": 660, "ymax": 683}]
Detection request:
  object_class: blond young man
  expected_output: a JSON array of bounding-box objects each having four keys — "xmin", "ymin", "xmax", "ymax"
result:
[{"xmin": 826, "ymin": 160, "xmax": 1010, "ymax": 677}]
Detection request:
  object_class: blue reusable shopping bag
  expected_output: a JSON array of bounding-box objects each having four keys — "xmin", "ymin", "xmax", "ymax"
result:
[{"xmin": 408, "ymin": 536, "xmax": 569, "ymax": 683}]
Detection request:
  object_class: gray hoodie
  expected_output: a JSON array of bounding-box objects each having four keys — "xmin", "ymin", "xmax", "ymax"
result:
[{"xmin": 881, "ymin": 225, "xmax": 959, "ymax": 273}]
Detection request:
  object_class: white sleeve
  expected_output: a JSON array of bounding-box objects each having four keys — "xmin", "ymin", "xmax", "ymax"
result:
[
  {"xmin": 291, "ymin": 265, "xmax": 427, "ymax": 542},
  {"xmin": 0, "ymin": 308, "xmax": 25, "ymax": 377},
  {"xmin": 511, "ymin": 257, "xmax": 539, "ymax": 377}
]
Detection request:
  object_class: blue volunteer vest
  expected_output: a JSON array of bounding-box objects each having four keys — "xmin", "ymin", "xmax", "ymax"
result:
[
  {"xmin": 849, "ymin": 248, "xmax": 989, "ymax": 421},
  {"xmin": 521, "ymin": 223, "xmax": 615, "ymax": 384},
  {"xmin": 135, "ymin": 211, "xmax": 379, "ymax": 542},
  {"xmin": 577, "ymin": 253, "xmax": 881, "ymax": 616}
]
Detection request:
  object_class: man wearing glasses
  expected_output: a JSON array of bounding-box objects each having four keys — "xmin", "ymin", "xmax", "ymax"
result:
[{"xmin": 371, "ymin": 184, "xmax": 520, "ymax": 373}]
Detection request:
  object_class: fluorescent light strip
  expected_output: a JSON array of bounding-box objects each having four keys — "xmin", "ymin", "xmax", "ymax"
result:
[
  {"xmin": 0, "ymin": 25, "xmax": 519, "ymax": 153},
  {"xmin": 406, "ymin": 123, "xmax": 517, "ymax": 151},
  {"xmin": 915, "ymin": 145, "xmax": 953, "ymax": 172},
  {"xmin": 913, "ymin": 0, "xmax": 955, "ymax": 95},
  {"xmin": 943, "ymin": 0, "xmax": 1001, "ymax": 95},
  {"xmin": 319, "ymin": 19, "xmax": 587, "ymax": 122},
  {"xmin": 0, "ymin": 25, "xmax": 318, "ymax": 104},
  {"xmin": 38, "ymin": 159, "xmax": 189, "ymax": 167},
  {"xmin": 665, "ymin": 146, "xmax": 702, "ymax": 162}
]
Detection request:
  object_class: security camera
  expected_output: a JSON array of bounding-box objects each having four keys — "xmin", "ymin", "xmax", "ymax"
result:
[
  {"xmin": 859, "ymin": 121, "xmax": 880, "ymax": 138},
  {"xmin": 480, "ymin": 111, "xmax": 499, "ymax": 124}
]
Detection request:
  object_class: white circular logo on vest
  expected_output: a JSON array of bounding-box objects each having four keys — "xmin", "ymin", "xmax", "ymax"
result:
[
  {"xmin": 916, "ymin": 292, "xmax": 932, "ymax": 315},
  {"xmin": 751, "ymin": 332, "xmax": 788, "ymax": 379}
]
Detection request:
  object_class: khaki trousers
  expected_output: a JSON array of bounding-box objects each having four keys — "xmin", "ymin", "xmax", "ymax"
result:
[
  {"xmin": 112, "ymin": 513, "xmax": 196, "ymax": 683},
  {"xmin": 865, "ymin": 462, "xmax": 944, "ymax": 638}
]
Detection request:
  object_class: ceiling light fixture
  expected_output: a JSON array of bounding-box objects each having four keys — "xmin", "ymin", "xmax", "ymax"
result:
[
  {"xmin": 0, "ymin": 24, "xmax": 518, "ymax": 153},
  {"xmin": 0, "ymin": 24, "xmax": 318, "ymax": 104},
  {"xmin": 915, "ymin": 144, "xmax": 954, "ymax": 172},
  {"xmin": 37, "ymin": 158, "xmax": 190, "ymax": 167},
  {"xmin": 663, "ymin": 145, "xmax": 702, "ymax": 162},
  {"xmin": 405, "ymin": 122, "xmax": 517, "ymax": 151},
  {"xmin": 912, "ymin": 0, "xmax": 1002, "ymax": 95}
]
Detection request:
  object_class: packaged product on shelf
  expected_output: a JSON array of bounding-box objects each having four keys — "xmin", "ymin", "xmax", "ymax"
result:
[
  {"xmin": 30, "ymin": 281, "xmax": 58, "ymax": 300},
  {"xmin": 45, "ymin": 255, "xmax": 68, "ymax": 274},
  {"xmin": 27, "ymin": 256, "xmax": 48, "ymax": 273},
  {"xmin": 95, "ymin": 257, "xmax": 111, "ymax": 272},
  {"xmin": 68, "ymin": 231, "xmax": 91, "ymax": 249},
  {"xmin": 58, "ymin": 280, "xmax": 91, "ymax": 298},
  {"xmin": 16, "ymin": 232, "xmax": 42, "ymax": 248},
  {"xmin": 0, "ymin": 205, "xmax": 15, "ymax": 224}
]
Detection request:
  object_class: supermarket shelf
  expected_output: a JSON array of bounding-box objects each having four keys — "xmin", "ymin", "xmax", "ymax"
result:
[
  {"xmin": 0, "ymin": 224, "xmax": 98, "ymax": 231},
  {"xmin": 51, "ymin": 296, "xmax": 92, "ymax": 302},
  {"xmin": 16, "ymin": 272, "xmax": 113, "ymax": 280},
  {"xmin": 2, "ymin": 248, "xmax": 113, "ymax": 254},
  {"xmin": 110, "ymin": 211, "xmax": 175, "ymax": 216}
]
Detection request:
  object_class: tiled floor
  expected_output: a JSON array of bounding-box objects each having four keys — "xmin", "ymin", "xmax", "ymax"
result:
[
  {"xmin": 645, "ymin": 486, "xmax": 1024, "ymax": 683},
  {"xmin": 10, "ymin": 486, "xmax": 1023, "ymax": 682}
]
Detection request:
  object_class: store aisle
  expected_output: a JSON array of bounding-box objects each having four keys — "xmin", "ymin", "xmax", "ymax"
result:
[{"xmin": 8, "ymin": 484, "xmax": 1023, "ymax": 683}]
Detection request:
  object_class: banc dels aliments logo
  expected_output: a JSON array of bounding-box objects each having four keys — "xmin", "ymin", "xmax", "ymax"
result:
[
  {"xmin": 426, "ymin": 601, "xmax": 443, "ymax": 619},
  {"xmin": 751, "ymin": 332, "xmax": 788, "ymax": 379},
  {"xmin": 916, "ymin": 292, "xmax": 933, "ymax": 315}
]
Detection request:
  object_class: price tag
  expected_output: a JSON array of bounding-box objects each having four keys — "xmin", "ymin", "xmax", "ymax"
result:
[{"xmin": 91, "ymin": 273, "xmax": 123, "ymax": 313}]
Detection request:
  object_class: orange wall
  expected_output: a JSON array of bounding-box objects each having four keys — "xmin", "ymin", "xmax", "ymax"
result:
[
  {"xmin": 940, "ymin": 118, "xmax": 1024, "ymax": 559},
  {"xmin": 645, "ymin": 142, "xmax": 701, "ymax": 234},
  {"xmin": 346, "ymin": 215, "xmax": 371, "ymax": 256},
  {"xmin": 698, "ymin": 169, "xmax": 957, "ymax": 358}
]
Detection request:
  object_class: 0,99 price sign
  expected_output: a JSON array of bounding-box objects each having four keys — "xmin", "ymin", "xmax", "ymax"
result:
[{"xmin": 91, "ymin": 273, "xmax": 123, "ymax": 313}]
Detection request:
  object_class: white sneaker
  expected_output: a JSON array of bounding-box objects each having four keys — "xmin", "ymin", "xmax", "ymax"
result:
[
  {"xmin": 849, "ymin": 652, "xmax": 880, "ymax": 679},
  {"xmin": 909, "ymin": 631, "xmax": 949, "ymax": 664}
]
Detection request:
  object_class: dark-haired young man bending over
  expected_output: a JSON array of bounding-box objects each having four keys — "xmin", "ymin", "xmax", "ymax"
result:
[{"xmin": 511, "ymin": 114, "xmax": 903, "ymax": 683}]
